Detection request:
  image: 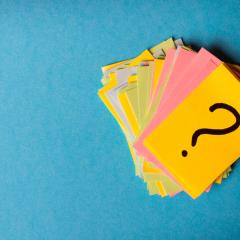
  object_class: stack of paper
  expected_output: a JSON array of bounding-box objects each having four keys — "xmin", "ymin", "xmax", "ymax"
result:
[{"xmin": 98, "ymin": 37, "xmax": 240, "ymax": 199}]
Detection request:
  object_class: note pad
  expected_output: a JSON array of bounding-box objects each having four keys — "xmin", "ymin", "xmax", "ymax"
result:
[{"xmin": 99, "ymin": 36, "xmax": 237, "ymax": 199}]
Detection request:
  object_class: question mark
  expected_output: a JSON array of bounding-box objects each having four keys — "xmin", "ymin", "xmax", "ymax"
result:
[{"xmin": 182, "ymin": 103, "xmax": 240, "ymax": 157}]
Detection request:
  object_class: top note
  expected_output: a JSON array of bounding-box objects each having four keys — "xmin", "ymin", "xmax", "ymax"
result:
[{"xmin": 144, "ymin": 64, "xmax": 240, "ymax": 198}]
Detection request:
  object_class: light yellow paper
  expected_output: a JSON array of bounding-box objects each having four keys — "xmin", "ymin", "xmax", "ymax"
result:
[
  {"xmin": 150, "ymin": 38, "xmax": 175, "ymax": 55},
  {"xmin": 136, "ymin": 63, "xmax": 154, "ymax": 130}
]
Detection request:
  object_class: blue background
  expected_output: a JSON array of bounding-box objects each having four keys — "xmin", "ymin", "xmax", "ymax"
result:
[{"xmin": 0, "ymin": 1, "xmax": 240, "ymax": 239}]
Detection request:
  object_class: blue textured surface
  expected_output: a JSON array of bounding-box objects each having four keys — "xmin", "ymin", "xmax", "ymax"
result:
[{"xmin": 0, "ymin": 1, "xmax": 240, "ymax": 239}]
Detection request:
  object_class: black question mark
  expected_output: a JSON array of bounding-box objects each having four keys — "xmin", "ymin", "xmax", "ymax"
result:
[{"xmin": 182, "ymin": 103, "xmax": 240, "ymax": 157}]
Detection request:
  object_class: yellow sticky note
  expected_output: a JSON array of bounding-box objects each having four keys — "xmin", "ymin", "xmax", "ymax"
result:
[
  {"xmin": 151, "ymin": 59, "xmax": 164, "ymax": 99},
  {"xmin": 98, "ymin": 72, "xmax": 127, "ymax": 134},
  {"xmin": 137, "ymin": 63, "xmax": 154, "ymax": 130},
  {"xmin": 144, "ymin": 64, "xmax": 240, "ymax": 198},
  {"xmin": 118, "ymin": 77, "xmax": 140, "ymax": 137}
]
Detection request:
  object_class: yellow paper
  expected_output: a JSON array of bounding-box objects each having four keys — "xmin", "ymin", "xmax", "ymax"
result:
[
  {"xmin": 151, "ymin": 59, "xmax": 164, "ymax": 99},
  {"xmin": 137, "ymin": 63, "xmax": 154, "ymax": 130},
  {"xmin": 118, "ymin": 77, "xmax": 140, "ymax": 136},
  {"xmin": 144, "ymin": 64, "xmax": 240, "ymax": 198}
]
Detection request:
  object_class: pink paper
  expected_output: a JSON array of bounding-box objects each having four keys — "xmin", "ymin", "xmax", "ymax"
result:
[
  {"xmin": 148, "ymin": 48, "xmax": 176, "ymax": 108},
  {"xmin": 157, "ymin": 47, "xmax": 197, "ymax": 114}
]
